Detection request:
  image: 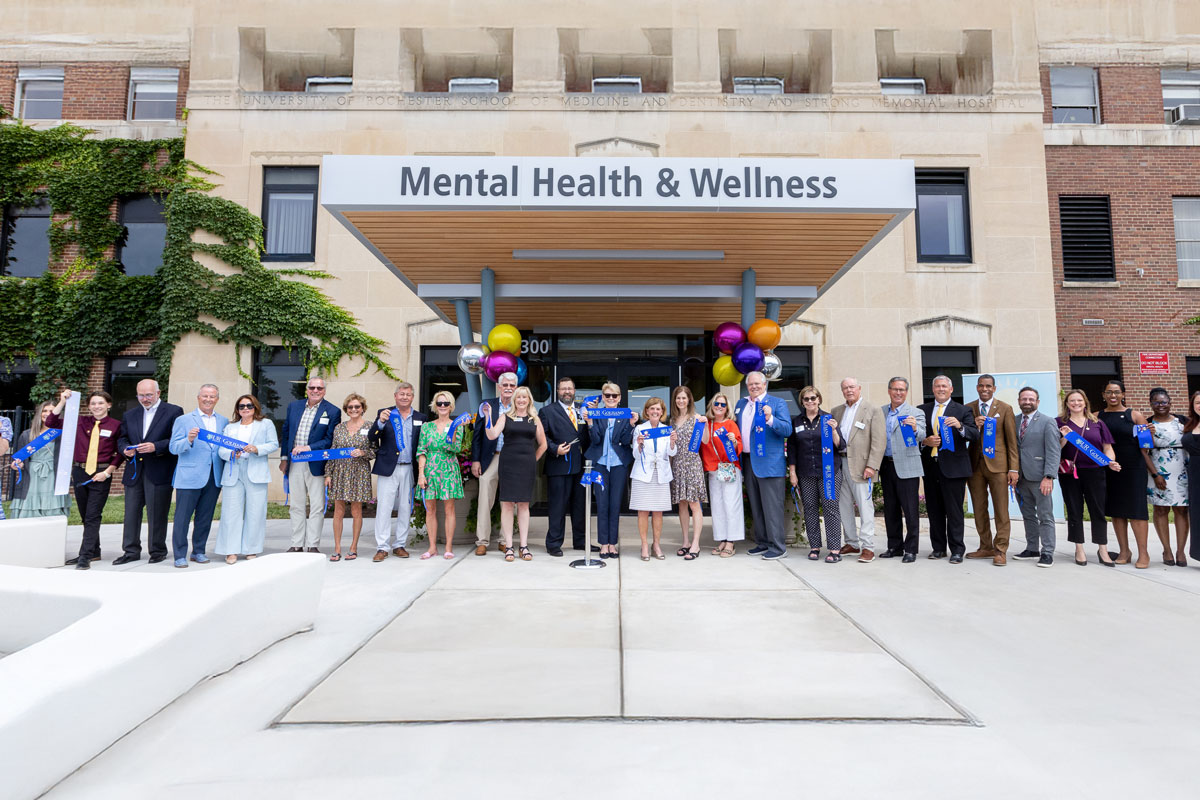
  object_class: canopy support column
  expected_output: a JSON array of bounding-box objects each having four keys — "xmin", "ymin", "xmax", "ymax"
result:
[
  {"xmin": 481, "ymin": 267, "xmax": 496, "ymax": 399},
  {"xmin": 740, "ymin": 269, "xmax": 756, "ymax": 330},
  {"xmin": 764, "ymin": 298, "xmax": 782, "ymax": 322},
  {"xmin": 453, "ymin": 298, "xmax": 482, "ymax": 409}
]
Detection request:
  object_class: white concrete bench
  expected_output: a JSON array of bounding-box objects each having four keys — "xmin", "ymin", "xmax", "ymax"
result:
[{"xmin": 0, "ymin": 515, "xmax": 68, "ymax": 568}]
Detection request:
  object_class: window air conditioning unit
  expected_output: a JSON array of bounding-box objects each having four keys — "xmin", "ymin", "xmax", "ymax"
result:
[
  {"xmin": 592, "ymin": 76, "xmax": 642, "ymax": 93},
  {"xmin": 1168, "ymin": 104, "xmax": 1200, "ymax": 124},
  {"xmin": 732, "ymin": 77, "xmax": 784, "ymax": 95},
  {"xmin": 448, "ymin": 77, "xmax": 500, "ymax": 93},
  {"xmin": 880, "ymin": 77, "xmax": 927, "ymax": 96},
  {"xmin": 305, "ymin": 76, "xmax": 352, "ymax": 93}
]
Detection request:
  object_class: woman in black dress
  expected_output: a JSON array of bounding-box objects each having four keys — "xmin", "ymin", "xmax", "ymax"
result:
[
  {"xmin": 1097, "ymin": 380, "xmax": 1152, "ymax": 565},
  {"xmin": 484, "ymin": 386, "xmax": 547, "ymax": 561}
]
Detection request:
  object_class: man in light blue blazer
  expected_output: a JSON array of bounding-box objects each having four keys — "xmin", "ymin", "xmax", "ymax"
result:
[
  {"xmin": 878, "ymin": 377, "xmax": 926, "ymax": 562},
  {"xmin": 734, "ymin": 371, "xmax": 793, "ymax": 559},
  {"xmin": 168, "ymin": 384, "xmax": 229, "ymax": 568}
]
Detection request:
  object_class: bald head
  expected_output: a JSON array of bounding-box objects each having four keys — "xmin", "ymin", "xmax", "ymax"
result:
[{"xmin": 136, "ymin": 379, "xmax": 160, "ymax": 409}]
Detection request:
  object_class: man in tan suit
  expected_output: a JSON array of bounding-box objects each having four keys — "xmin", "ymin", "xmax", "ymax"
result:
[
  {"xmin": 832, "ymin": 377, "xmax": 886, "ymax": 562},
  {"xmin": 966, "ymin": 374, "xmax": 1020, "ymax": 563}
]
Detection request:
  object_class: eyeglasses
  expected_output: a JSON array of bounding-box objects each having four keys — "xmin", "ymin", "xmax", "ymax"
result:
[
  {"xmin": 603, "ymin": 393, "xmax": 619, "ymax": 399},
  {"xmin": 307, "ymin": 386, "xmax": 325, "ymax": 392},
  {"xmin": 136, "ymin": 393, "xmax": 157, "ymax": 399},
  {"xmin": 346, "ymin": 405, "xmax": 363, "ymax": 410},
  {"xmin": 237, "ymin": 403, "xmax": 254, "ymax": 410},
  {"xmin": 802, "ymin": 396, "xmax": 819, "ymax": 402},
  {"xmin": 711, "ymin": 401, "xmax": 727, "ymax": 407},
  {"xmin": 435, "ymin": 401, "xmax": 451, "ymax": 407}
]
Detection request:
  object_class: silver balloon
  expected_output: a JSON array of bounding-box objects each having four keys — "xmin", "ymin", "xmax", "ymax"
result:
[
  {"xmin": 761, "ymin": 350, "xmax": 784, "ymax": 381},
  {"xmin": 457, "ymin": 343, "xmax": 488, "ymax": 375}
]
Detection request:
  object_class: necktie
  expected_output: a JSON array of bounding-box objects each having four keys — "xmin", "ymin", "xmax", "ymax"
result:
[
  {"xmin": 980, "ymin": 402, "xmax": 988, "ymax": 417},
  {"xmin": 1020, "ymin": 414, "xmax": 1030, "ymax": 440},
  {"xmin": 85, "ymin": 420, "xmax": 101, "ymax": 473},
  {"xmin": 932, "ymin": 404, "xmax": 945, "ymax": 457},
  {"xmin": 568, "ymin": 406, "xmax": 577, "ymax": 429}
]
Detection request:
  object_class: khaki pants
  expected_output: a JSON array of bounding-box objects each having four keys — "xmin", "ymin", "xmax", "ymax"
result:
[
  {"xmin": 967, "ymin": 467, "xmax": 1011, "ymax": 554},
  {"xmin": 475, "ymin": 456, "xmax": 500, "ymax": 546}
]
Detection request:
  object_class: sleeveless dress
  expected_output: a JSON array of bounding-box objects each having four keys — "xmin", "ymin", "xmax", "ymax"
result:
[
  {"xmin": 1097, "ymin": 409, "xmax": 1148, "ymax": 520},
  {"xmin": 498, "ymin": 415, "xmax": 538, "ymax": 503},
  {"xmin": 326, "ymin": 421, "xmax": 377, "ymax": 503},
  {"xmin": 1148, "ymin": 416, "xmax": 1189, "ymax": 507},
  {"xmin": 669, "ymin": 415, "xmax": 708, "ymax": 504}
]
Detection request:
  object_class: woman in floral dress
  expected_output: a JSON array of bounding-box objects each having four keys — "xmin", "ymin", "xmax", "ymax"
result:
[
  {"xmin": 669, "ymin": 386, "xmax": 708, "ymax": 560},
  {"xmin": 417, "ymin": 390, "xmax": 466, "ymax": 560},
  {"xmin": 1146, "ymin": 388, "xmax": 1189, "ymax": 567},
  {"xmin": 325, "ymin": 393, "xmax": 377, "ymax": 562}
]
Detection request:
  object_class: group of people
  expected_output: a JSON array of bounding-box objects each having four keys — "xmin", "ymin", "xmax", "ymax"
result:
[{"xmin": 11, "ymin": 370, "xmax": 1200, "ymax": 572}]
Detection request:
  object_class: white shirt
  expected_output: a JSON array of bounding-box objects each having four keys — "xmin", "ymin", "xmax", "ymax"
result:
[
  {"xmin": 199, "ymin": 411, "xmax": 218, "ymax": 432},
  {"xmin": 740, "ymin": 395, "xmax": 761, "ymax": 453},
  {"xmin": 840, "ymin": 399, "xmax": 860, "ymax": 443},
  {"xmin": 142, "ymin": 399, "xmax": 161, "ymax": 438}
]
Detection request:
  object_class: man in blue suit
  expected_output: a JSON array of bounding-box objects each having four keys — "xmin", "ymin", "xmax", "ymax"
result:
[
  {"xmin": 278, "ymin": 376, "xmax": 341, "ymax": 553},
  {"xmin": 734, "ymin": 371, "xmax": 793, "ymax": 559},
  {"xmin": 168, "ymin": 384, "xmax": 228, "ymax": 568}
]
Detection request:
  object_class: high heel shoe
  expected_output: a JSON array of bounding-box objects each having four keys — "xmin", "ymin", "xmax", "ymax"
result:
[{"xmin": 1097, "ymin": 552, "xmax": 1115, "ymax": 567}]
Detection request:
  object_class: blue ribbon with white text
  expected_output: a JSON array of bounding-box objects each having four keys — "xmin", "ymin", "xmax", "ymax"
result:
[
  {"xmin": 580, "ymin": 471, "xmax": 605, "ymax": 489},
  {"xmin": 197, "ymin": 428, "xmax": 250, "ymax": 452},
  {"xmin": 820, "ymin": 413, "xmax": 836, "ymax": 501},
  {"xmin": 898, "ymin": 415, "xmax": 918, "ymax": 448},
  {"xmin": 982, "ymin": 416, "xmax": 997, "ymax": 459},
  {"xmin": 1065, "ymin": 430, "xmax": 1110, "ymax": 466},
  {"xmin": 714, "ymin": 427, "xmax": 739, "ymax": 462},
  {"xmin": 391, "ymin": 410, "xmax": 406, "ymax": 453},
  {"xmin": 12, "ymin": 428, "xmax": 61, "ymax": 485},
  {"xmin": 688, "ymin": 419, "xmax": 706, "ymax": 453},
  {"xmin": 292, "ymin": 447, "xmax": 356, "ymax": 462},
  {"xmin": 938, "ymin": 416, "xmax": 956, "ymax": 452},
  {"xmin": 753, "ymin": 400, "xmax": 767, "ymax": 459},
  {"xmin": 446, "ymin": 412, "xmax": 472, "ymax": 443},
  {"xmin": 1135, "ymin": 424, "xmax": 1154, "ymax": 449},
  {"xmin": 588, "ymin": 407, "xmax": 634, "ymax": 420}
]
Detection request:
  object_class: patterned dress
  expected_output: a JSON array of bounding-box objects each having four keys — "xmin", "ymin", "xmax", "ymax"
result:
[
  {"xmin": 417, "ymin": 419, "xmax": 465, "ymax": 500},
  {"xmin": 326, "ymin": 421, "xmax": 377, "ymax": 503},
  {"xmin": 670, "ymin": 415, "xmax": 709, "ymax": 504},
  {"xmin": 1148, "ymin": 416, "xmax": 1189, "ymax": 507}
]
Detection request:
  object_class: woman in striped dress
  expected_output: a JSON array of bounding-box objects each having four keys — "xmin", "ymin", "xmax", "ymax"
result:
[{"xmin": 630, "ymin": 397, "xmax": 677, "ymax": 561}]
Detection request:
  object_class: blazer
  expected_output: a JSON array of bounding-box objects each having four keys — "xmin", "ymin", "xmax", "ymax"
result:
[
  {"xmin": 786, "ymin": 411, "xmax": 846, "ymax": 478},
  {"xmin": 169, "ymin": 409, "xmax": 230, "ymax": 489},
  {"xmin": 583, "ymin": 416, "xmax": 635, "ymax": 467},
  {"xmin": 281, "ymin": 398, "xmax": 341, "ymax": 477},
  {"xmin": 117, "ymin": 401, "xmax": 184, "ymax": 486},
  {"xmin": 967, "ymin": 398, "xmax": 1020, "ymax": 475},
  {"xmin": 217, "ymin": 419, "xmax": 280, "ymax": 486},
  {"xmin": 733, "ymin": 393, "xmax": 791, "ymax": 477},
  {"xmin": 369, "ymin": 407, "xmax": 427, "ymax": 477},
  {"xmin": 880, "ymin": 402, "xmax": 926, "ymax": 480},
  {"xmin": 918, "ymin": 399, "xmax": 980, "ymax": 480},
  {"xmin": 540, "ymin": 401, "xmax": 591, "ymax": 477},
  {"xmin": 831, "ymin": 400, "xmax": 886, "ymax": 482},
  {"xmin": 630, "ymin": 421, "xmax": 677, "ymax": 484},
  {"xmin": 1015, "ymin": 411, "xmax": 1061, "ymax": 481},
  {"xmin": 471, "ymin": 401, "xmax": 506, "ymax": 472}
]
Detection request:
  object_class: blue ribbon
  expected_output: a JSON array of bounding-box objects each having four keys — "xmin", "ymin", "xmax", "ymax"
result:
[
  {"xmin": 584, "ymin": 395, "xmax": 601, "ymax": 407},
  {"xmin": 478, "ymin": 402, "xmax": 493, "ymax": 429},
  {"xmin": 580, "ymin": 471, "xmax": 605, "ymax": 488},
  {"xmin": 1065, "ymin": 430, "xmax": 1111, "ymax": 466},
  {"xmin": 292, "ymin": 447, "xmax": 356, "ymax": 463},
  {"xmin": 820, "ymin": 413, "xmax": 836, "ymax": 501},
  {"xmin": 790, "ymin": 485, "xmax": 802, "ymax": 515},
  {"xmin": 1135, "ymin": 424, "xmax": 1154, "ymax": 449},
  {"xmin": 197, "ymin": 428, "xmax": 250, "ymax": 452},
  {"xmin": 897, "ymin": 415, "xmax": 918, "ymax": 448},
  {"xmin": 714, "ymin": 427, "xmax": 739, "ymax": 462},
  {"xmin": 12, "ymin": 428, "xmax": 61, "ymax": 485},
  {"xmin": 283, "ymin": 472, "xmax": 289, "ymax": 503},
  {"xmin": 753, "ymin": 400, "xmax": 766, "ymax": 459},
  {"xmin": 982, "ymin": 416, "xmax": 997, "ymax": 459},
  {"xmin": 642, "ymin": 425, "xmax": 672, "ymax": 441},
  {"xmin": 446, "ymin": 412, "xmax": 472, "ymax": 443},
  {"xmin": 938, "ymin": 416, "xmax": 956, "ymax": 452},
  {"xmin": 588, "ymin": 407, "xmax": 634, "ymax": 420},
  {"xmin": 688, "ymin": 419, "xmax": 706, "ymax": 453},
  {"xmin": 391, "ymin": 410, "xmax": 406, "ymax": 453}
]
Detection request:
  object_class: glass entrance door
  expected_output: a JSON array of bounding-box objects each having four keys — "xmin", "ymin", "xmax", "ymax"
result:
[{"xmin": 568, "ymin": 364, "xmax": 678, "ymax": 417}]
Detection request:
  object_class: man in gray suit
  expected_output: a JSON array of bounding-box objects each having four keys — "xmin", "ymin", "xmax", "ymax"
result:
[
  {"xmin": 1012, "ymin": 386, "xmax": 1061, "ymax": 568},
  {"xmin": 878, "ymin": 377, "xmax": 926, "ymax": 562}
]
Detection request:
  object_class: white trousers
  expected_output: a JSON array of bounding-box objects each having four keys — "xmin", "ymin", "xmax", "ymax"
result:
[
  {"xmin": 374, "ymin": 463, "xmax": 413, "ymax": 551},
  {"xmin": 837, "ymin": 461, "xmax": 875, "ymax": 549},
  {"xmin": 708, "ymin": 470, "xmax": 746, "ymax": 542},
  {"xmin": 288, "ymin": 461, "xmax": 325, "ymax": 548}
]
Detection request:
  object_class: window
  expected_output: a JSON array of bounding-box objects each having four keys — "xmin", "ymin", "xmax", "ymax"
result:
[
  {"xmin": 253, "ymin": 347, "xmax": 307, "ymax": 439},
  {"xmin": 128, "ymin": 67, "xmax": 179, "ymax": 120},
  {"xmin": 116, "ymin": 195, "xmax": 166, "ymax": 276},
  {"xmin": 915, "ymin": 170, "xmax": 972, "ymax": 263},
  {"xmin": 106, "ymin": 357, "xmax": 158, "ymax": 417},
  {"xmin": 592, "ymin": 76, "xmax": 642, "ymax": 93},
  {"xmin": 1174, "ymin": 198, "xmax": 1200, "ymax": 280},
  {"xmin": 732, "ymin": 77, "xmax": 784, "ymax": 95},
  {"xmin": 1187, "ymin": 358, "xmax": 1200, "ymax": 400},
  {"xmin": 0, "ymin": 358, "xmax": 39, "ymax": 414},
  {"xmin": 881, "ymin": 77, "xmax": 926, "ymax": 96},
  {"xmin": 1069, "ymin": 356, "xmax": 1121, "ymax": 411},
  {"xmin": 448, "ymin": 77, "xmax": 499, "ymax": 93},
  {"xmin": 1162, "ymin": 69, "xmax": 1200, "ymax": 123},
  {"xmin": 771, "ymin": 346, "xmax": 814, "ymax": 417},
  {"xmin": 1059, "ymin": 196, "xmax": 1115, "ymax": 281},
  {"xmin": 1050, "ymin": 66, "xmax": 1099, "ymax": 123},
  {"xmin": 920, "ymin": 347, "xmax": 978, "ymax": 404},
  {"xmin": 304, "ymin": 76, "xmax": 352, "ymax": 94},
  {"xmin": 420, "ymin": 346, "xmax": 470, "ymax": 412},
  {"xmin": 0, "ymin": 200, "xmax": 52, "ymax": 277},
  {"xmin": 261, "ymin": 167, "xmax": 319, "ymax": 261},
  {"xmin": 15, "ymin": 67, "xmax": 63, "ymax": 120}
]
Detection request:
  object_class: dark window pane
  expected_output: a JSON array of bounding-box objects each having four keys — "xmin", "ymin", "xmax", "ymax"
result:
[
  {"xmin": 421, "ymin": 347, "xmax": 469, "ymax": 411},
  {"xmin": 0, "ymin": 358, "xmax": 39, "ymax": 414},
  {"xmin": 1187, "ymin": 357, "xmax": 1200, "ymax": 400},
  {"xmin": 2, "ymin": 202, "xmax": 52, "ymax": 277},
  {"xmin": 772, "ymin": 346, "xmax": 814, "ymax": 417},
  {"xmin": 915, "ymin": 171, "xmax": 971, "ymax": 263},
  {"xmin": 118, "ymin": 195, "xmax": 167, "ymax": 276},
  {"xmin": 262, "ymin": 167, "xmax": 319, "ymax": 261},
  {"xmin": 106, "ymin": 357, "xmax": 158, "ymax": 418},
  {"xmin": 253, "ymin": 347, "xmax": 307, "ymax": 439},
  {"xmin": 131, "ymin": 81, "xmax": 178, "ymax": 120},
  {"xmin": 1052, "ymin": 106, "xmax": 1097, "ymax": 124},
  {"xmin": 1069, "ymin": 356, "xmax": 1121, "ymax": 411},
  {"xmin": 921, "ymin": 347, "xmax": 978, "ymax": 404},
  {"xmin": 20, "ymin": 81, "xmax": 63, "ymax": 119}
]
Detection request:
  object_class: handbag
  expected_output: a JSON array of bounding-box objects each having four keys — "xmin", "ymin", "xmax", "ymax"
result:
[{"xmin": 715, "ymin": 461, "xmax": 738, "ymax": 483}]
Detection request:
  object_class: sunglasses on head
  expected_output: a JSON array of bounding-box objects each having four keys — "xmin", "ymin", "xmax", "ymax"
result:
[
  {"xmin": 237, "ymin": 403, "xmax": 254, "ymax": 409},
  {"xmin": 435, "ymin": 401, "xmax": 451, "ymax": 407}
]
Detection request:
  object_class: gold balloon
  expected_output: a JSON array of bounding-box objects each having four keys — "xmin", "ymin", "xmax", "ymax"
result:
[
  {"xmin": 712, "ymin": 355, "xmax": 743, "ymax": 387},
  {"xmin": 486, "ymin": 324, "xmax": 522, "ymax": 356}
]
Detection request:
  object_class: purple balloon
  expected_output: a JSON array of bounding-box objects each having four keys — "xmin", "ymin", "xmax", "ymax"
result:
[
  {"xmin": 484, "ymin": 349, "xmax": 518, "ymax": 382},
  {"xmin": 713, "ymin": 322, "xmax": 747, "ymax": 355},
  {"xmin": 731, "ymin": 342, "xmax": 765, "ymax": 375}
]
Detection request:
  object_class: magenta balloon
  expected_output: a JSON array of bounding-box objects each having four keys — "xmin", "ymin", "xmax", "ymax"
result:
[
  {"xmin": 484, "ymin": 349, "xmax": 518, "ymax": 382},
  {"xmin": 713, "ymin": 322, "xmax": 747, "ymax": 355},
  {"xmin": 731, "ymin": 342, "xmax": 765, "ymax": 374}
]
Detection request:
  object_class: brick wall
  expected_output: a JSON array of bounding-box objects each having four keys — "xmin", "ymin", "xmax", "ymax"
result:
[
  {"xmin": 1047, "ymin": 145, "xmax": 1200, "ymax": 408},
  {"xmin": 1040, "ymin": 65, "xmax": 1053, "ymax": 124},
  {"xmin": 1098, "ymin": 66, "xmax": 1164, "ymax": 124},
  {"xmin": 0, "ymin": 62, "xmax": 15, "ymax": 116},
  {"xmin": 175, "ymin": 64, "xmax": 188, "ymax": 120},
  {"xmin": 63, "ymin": 62, "xmax": 130, "ymax": 119}
]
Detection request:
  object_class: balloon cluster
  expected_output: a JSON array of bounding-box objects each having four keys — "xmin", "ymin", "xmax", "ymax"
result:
[
  {"xmin": 457, "ymin": 324, "xmax": 528, "ymax": 384},
  {"xmin": 711, "ymin": 320, "xmax": 784, "ymax": 387}
]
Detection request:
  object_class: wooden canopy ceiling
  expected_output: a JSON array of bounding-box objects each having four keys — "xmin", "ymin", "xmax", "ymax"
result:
[{"xmin": 339, "ymin": 209, "xmax": 893, "ymax": 330}]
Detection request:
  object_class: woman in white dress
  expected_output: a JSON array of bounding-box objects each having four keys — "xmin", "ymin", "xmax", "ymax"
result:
[
  {"xmin": 630, "ymin": 396, "xmax": 677, "ymax": 561},
  {"xmin": 215, "ymin": 395, "xmax": 280, "ymax": 563}
]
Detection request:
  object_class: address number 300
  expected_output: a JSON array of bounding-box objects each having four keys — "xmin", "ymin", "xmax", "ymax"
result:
[{"xmin": 520, "ymin": 338, "xmax": 551, "ymax": 356}]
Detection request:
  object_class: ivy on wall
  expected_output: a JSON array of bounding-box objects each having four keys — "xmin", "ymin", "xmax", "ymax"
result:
[{"xmin": 0, "ymin": 117, "xmax": 395, "ymax": 402}]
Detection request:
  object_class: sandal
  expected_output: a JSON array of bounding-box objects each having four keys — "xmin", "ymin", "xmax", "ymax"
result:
[
  {"xmin": 519, "ymin": 546, "xmax": 532, "ymax": 561},
  {"xmin": 683, "ymin": 550, "xmax": 700, "ymax": 561},
  {"xmin": 720, "ymin": 545, "xmax": 735, "ymax": 558},
  {"xmin": 329, "ymin": 553, "xmax": 342, "ymax": 562},
  {"xmin": 504, "ymin": 547, "xmax": 515, "ymax": 562},
  {"xmin": 225, "ymin": 554, "xmax": 238, "ymax": 565},
  {"xmin": 825, "ymin": 553, "xmax": 842, "ymax": 563},
  {"xmin": 420, "ymin": 551, "xmax": 437, "ymax": 560},
  {"xmin": 711, "ymin": 545, "xmax": 724, "ymax": 555},
  {"xmin": 443, "ymin": 551, "xmax": 455, "ymax": 560},
  {"xmin": 808, "ymin": 548, "xmax": 821, "ymax": 561},
  {"xmin": 345, "ymin": 552, "xmax": 357, "ymax": 561},
  {"xmin": 245, "ymin": 554, "xmax": 257, "ymax": 560},
  {"xmin": 676, "ymin": 547, "xmax": 689, "ymax": 557}
]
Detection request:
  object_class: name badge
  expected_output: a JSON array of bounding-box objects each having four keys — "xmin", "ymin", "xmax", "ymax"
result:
[
  {"xmin": 794, "ymin": 425, "xmax": 806, "ymax": 434},
  {"xmin": 854, "ymin": 421, "xmax": 866, "ymax": 430},
  {"xmin": 99, "ymin": 428, "xmax": 113, "ymax": 438},
  {"xmin": 319, "ymin": 415, "xmax": 330, "ymax": 424},
  {"xmin": 412, "ymin": 420, "xmax": 422, "ymax": 427}
]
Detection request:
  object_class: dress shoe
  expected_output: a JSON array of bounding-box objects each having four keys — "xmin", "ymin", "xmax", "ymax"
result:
[
  {"xmin": 75, "ymin": 559, "xmax": 90, "ymax": 570},
  {"xmin": 372, "ymin": 550, "xmax": 388, "ymax": 562},
  {"xmin": 878, "ymin": 548, "xmax": 902, "ymax": 558},
  {"xmin": 901, "ymin": 553, "xmax": 917, "ymax": 563},
  {"xmin": 993, "ymin": 553, "xmax": 1007, "ymax": 566},
  {"xmin": 965, "ymin": 549, "xmax": 995, "ymax": 559},
  {"xmin": 174, "ymin": 558, "xmax": 188, "ymax": 568},
  {"xmin": 547, "ymin": 548, "xmax": 564, "ymax": 557},
  {"xmin": 306, "ymin": 547, "xmax": 320, "ymax": 554},
  {"xmin": 392, "ymin": 547, "xmax": 409, "ymax": 558},
  {"xmin": 65, "ymin": 555, "xmax": 101, "ymax": 565},
  {"xmin": 191, "ymin": 553, "xmax": 210, "ymax": 564},
  {"xmin": 148, "ymin": 554, "xmax": 167, "ymax": 564},
  {"xmin": 839, "ymin": 544, "xmax": 861, "ymax": 555},
  {"xmin": 858, "ymin": 549, "xmax": 875, "ymax": 563},
  {"xmin": 496, "ymin": 540, "xmax": 505, "ymax": 553},
  {"xmin": 474, "ymin": 544, "xmax": 488, "ymax": 556},
  {"xmin": 927, "ymin": 550, "xmax": 946, "ymax": 560},
  {"xmin": 948, "ymin": 554, "xmax": 964, "ymax": 564},
  {"xmin": 571, "ymin": 544, "xmax": 600, "ymax": 553},
  {"xmin": 286, "ymin": 547, "xmax": 302, "ymax": 553},
  {"xmin": 112, "ymin": 554, "xmax": 141, "ymax": 565}
]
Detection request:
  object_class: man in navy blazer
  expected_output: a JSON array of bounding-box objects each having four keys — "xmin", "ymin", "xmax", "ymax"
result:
[
  {"xmin": 734, "ymin": 371, "xmax": 793, "ymax": 559},
  {"xmin": 919, "ymin": 375, "xmax": 980, "ymax": 563},
  {"xmin": 278, "ymin": 376, "xmax": 341, "ymax": 552},
  {"xmin": 168, "ymin": 384, "xmax": 228, "ymax": 567},
  {"xmin": 367, "ymin": 381, "xmax": 426, "ymax": 561},
  {"xmin": 114, "ymin": 378, "xmax": 183, "ymax": 564},
  {"xmin": 540, "ymin": 376, "xmax": 592, "ymax": 556}
]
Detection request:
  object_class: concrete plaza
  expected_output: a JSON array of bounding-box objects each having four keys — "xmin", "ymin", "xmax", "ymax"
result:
[{"xmin": 35, "ymin": 515, "xmax": 1200, "ymax": 799}]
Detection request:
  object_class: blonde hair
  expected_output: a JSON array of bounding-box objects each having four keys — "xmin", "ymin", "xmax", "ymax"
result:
[
  {"xmin": 429, "ymin": 390, "xmax": 455, "ymax": 414},
  {"xmin": 1060, "ymin": 388, "xmax": 1096, "ymax": 422},
  {"xmin": 341, "ymin": 392, "xmax": 368, "ymax": 413},
  {"xmin": 706, "ymin": 393, "xmax": 732, "ymax": 423},
  {"xmin": 29, "ymin": 401, "xmax": 55, "ymax": 438},
  {"xmin": 601, "ymin": 381, "xmax": 620, "ymax": 397},
  {"xmin": 507, "ymin": 387, "xmax": 534, "ymax": 419}
]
